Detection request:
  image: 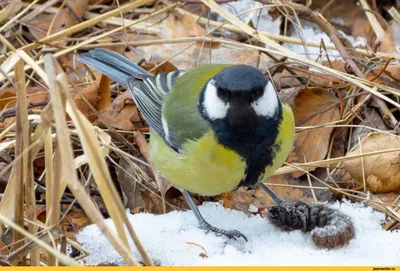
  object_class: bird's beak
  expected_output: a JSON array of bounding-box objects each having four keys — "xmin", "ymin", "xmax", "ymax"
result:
[{"xmin": 227, "ymin": 99, "xmax": 255, "ymax": 129}]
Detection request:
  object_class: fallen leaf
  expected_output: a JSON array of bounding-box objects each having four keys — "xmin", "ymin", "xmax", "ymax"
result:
[
  {"xmin": 375, "ymin": 33, "xmax": 396, "ymax": 53},
  {"xmin": 24, "ymin": 12, "xmax": 74, "ymax": 44},
  {"xmin": 288, "ymin": 88, "xmax": 340, "ymax": 178},
  {"xmin": 0, "ymin": 87, "xmax": 47, "ymax": 110},
  {"xmin": 60, "ymin": 206, "xmax": 91, "ymax": 239},
  {"xmin": 367, "ymin": 64, "xmax": 400, "ymax": 87},
  {"xmin": 95, "ymin": 75, "xmax": 112, "ymax": 111},
  {"xmin": 99, "ymin": 91, "xmax": 143, "ymax": 130},
  {"xmin": 180, "ymin": 14, "xmax": 206, "ymax": 37},
  {"xmin": 140, "ymin": 190, "xmax": 187, "ymax": 214},
  {"xmin": 23, "ymin": 0, "xmax": 88, "ymax": 45},
  {"xmin": 115, "ymin": 158, "xmax": 145, "ymax": 210},
  {"xmin": 344, "ymin": 133, "xmax": 400, "ymax": 193},
  {"xmin": 38, "ymin": 205, "xmax": 90, "ymax": 239},
  {"xmin": 352, "ymin": 16, "xmax": 375, "ymax": 48},
  {"xmin": 331, "ymin": 126, "xmax": 349, "ymax": 158},
  {"xmin": 66, "ymin": 0, "xmax": 89, "ymax": 18},
  {"xmin": 374, "ymin": 191, "xmax": 400, "ymax": 206},
  {"xmin": 0, "ymin": 86, "xmax": 48, "ymax": 127},
  {"xmin": 71, "ymin": 78, "xmax": 100, "ymax": 122},
  {"xmin": 274, "ymin": 62, "xmax": 345, "ymax": 90},
  {"xmin": 349, "ymin": 107, "xmax": 388, "ymax": 149}
]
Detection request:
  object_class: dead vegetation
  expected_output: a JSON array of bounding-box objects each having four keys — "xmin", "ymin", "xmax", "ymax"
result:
[{"xmin": 0, "ymin": 0, "xmax": 399, "ymax": 266}]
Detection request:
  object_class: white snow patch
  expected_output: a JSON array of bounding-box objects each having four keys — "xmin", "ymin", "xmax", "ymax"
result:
[
  {"xmin": 330, "ymin": 17, "xmax": 345, "ymax": 26},
  {"xmin": 248, "ymin": 204, "xmax": 258, "ymax": 213},
  {"xmin": 211, "ymin": 0, "xmax": 281, "ymax": 37},
  {"xmin": 77, "ymin": 201, "xmax": 400, "ymax": 266},
  {"xmin": 284, "ymin": 23, "xmax": 366, "ymax": 61}
]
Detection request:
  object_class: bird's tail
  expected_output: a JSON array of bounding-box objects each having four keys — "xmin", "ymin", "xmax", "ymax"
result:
[{"xmin": 77, "ymin": 48, "xmax": 151, "ymax": 88}]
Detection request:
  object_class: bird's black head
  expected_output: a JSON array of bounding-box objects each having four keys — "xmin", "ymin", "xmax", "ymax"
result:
[{"xmin": 199, "ymin": 65, "xmax": 280, "ymax": 129}]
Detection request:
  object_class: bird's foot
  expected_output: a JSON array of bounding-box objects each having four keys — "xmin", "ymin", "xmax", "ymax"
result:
[{"xmin": 199, "ymin": 220, "xmax": 248, "ymax": 241}]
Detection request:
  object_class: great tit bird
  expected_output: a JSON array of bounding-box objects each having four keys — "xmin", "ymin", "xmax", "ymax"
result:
[{"xmin": 78, "ymin": 49, "xmax": 295, "ymax": 241}]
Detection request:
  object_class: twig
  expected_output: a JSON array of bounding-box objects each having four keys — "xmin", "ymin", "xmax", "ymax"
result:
[
  {"xmin": 0, "ymin": 100, "xmax": 49, "ymax": 121},
  {"xmin": 388, "ymin": 7, "xmax": 400, "ymax": 24},
  {"xmin": 359, "ymin": 0, "xmax": 385, "ymax": 40}
]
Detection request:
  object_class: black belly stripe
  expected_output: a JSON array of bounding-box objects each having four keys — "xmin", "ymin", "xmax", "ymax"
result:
[{"xmin": 238, "ymin": 142, "xmax": 281, "ymax": 187}]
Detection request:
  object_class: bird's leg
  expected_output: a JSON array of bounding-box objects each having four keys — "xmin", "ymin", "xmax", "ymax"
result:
[
  {"xmin": 181, "ymin": 190, "xmax": 247, "ymax": 241},
  {"xmin": 258, "ymin": 182, "xmax": 286, "ymax": 206}
]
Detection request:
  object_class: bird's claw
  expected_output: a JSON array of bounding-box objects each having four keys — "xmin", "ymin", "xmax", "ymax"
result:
[{"xmin": 199, "ymin": 221, "xmax": 248, "ymax": 241}]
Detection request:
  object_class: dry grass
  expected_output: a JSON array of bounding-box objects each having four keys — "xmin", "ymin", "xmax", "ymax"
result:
[{"xmin": 0, "ymin": 0, "xmax": 399, "ymax": 266}]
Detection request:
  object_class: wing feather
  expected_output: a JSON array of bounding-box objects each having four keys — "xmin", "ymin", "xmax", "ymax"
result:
[{"xmin": 127, "ymin": 70, "xmax": 184, "ymax": 151}]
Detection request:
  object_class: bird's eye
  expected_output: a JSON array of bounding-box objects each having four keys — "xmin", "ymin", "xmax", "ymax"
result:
[
  {"xmin": 217, "ymin": 88, "xmax": 230, "ymax": 101},
  {"xmin": 251, "ymin": 89, "xmax": 263, "ymax": 102}
]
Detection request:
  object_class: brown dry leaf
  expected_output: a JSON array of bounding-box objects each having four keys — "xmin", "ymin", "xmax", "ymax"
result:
[
  {"xmin": 60, "ymin": 206, "xmax": 91, "ymax": 239},
  {"xmin": 38, "ymin": 206, "xmax": 90, "ymax": 239},
  {"xmin": 25, "ymin": 12, "xmax": 74, "ymax": 43},
  {"xmin": 352, "ymin": 16, "xmax": 375, "ymax": 47},
  {"xmin": 134, "ymin": 14, "xmax": 203, "ymax": 69},
  {"xmin": 140, "ymin": 190, "xmax": 187, "ymax": 214},
  {"xmin": 349, "ymin": 107, "xmax": 388, "ymax": 149},
  {"xmin": 95, "ymin": 75, "xmax": 112, "ymax": 111},
  {"xmin": 99, "ymin": 91, "xmax": 143, "ymax": 130},
  {"xmin": 0, "ymin": 86, "xmax": 48, "ymax": 127},
  {"xmin": 375, "ymin": 33, "xmax": 396, "ymax": 53},
  {"xmin": 67, "ymin": 0, "xmax": 89, "ymax": 18},
  {"xmin": 24, "ymin": 0, "xmax": 88, "ymax": 45},
  {"xmin": 275, "ymin": 62, "xmax": 345, "ymax": 90},
  {"xmin": 180, "ymin": 14, "xmax": 206, "ymax": 37},
  {"xmin": 374, "ymin": 191, "xmax": 400, "ymax": 206},
  {"xmin": 0, "ymin": 86, "xmax": 47, "ymax": 110},
  {"xmin": 197, "ymin": 46, "xmax": 264, "ymax": 67},
  {"xmin": 351, "ymin": 15, "xmax": 395, "ymax": 53},
  {"xmin": 288, "ymin": 88, "xmax": 340, "ymax": 178},
  {"xmin": 115, "ymin": 158, "xmax": 145, "ymax": 210},
  {"xmin": 367, "ymin": 64, "xmax": 400, "ymax": 87},
  {"xmin": 344, "ymin": 133, "xmax": 400, "ymax": 193},
  {"xmin": 71, "ymin": 79, "xmax": 100, "ymax": 122},
  {"xmin": 215, "ymin": 175, "xmax": 305, "ymax": 214},
  {"xmin": 331, "ymin": 127, "xmax": 349, "ymax": 158}
]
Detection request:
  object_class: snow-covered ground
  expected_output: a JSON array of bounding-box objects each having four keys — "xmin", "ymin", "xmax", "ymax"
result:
[{"xmin": 77, "ymin": 201, "xmax": 400, "ymax": 266}]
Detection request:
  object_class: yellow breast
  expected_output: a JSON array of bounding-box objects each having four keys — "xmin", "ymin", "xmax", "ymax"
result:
[
  {"xmin": 150, "ymin": 130, "xmax": 246, "ymax": 196},
  {"xmin": 149, "ymin": 103, "xmax": 295, "ymax": 196}
]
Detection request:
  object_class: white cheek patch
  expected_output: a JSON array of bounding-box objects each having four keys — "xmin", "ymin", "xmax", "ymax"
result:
[
  {"xmin": 203, "ymin": 80, "xmax": 230, "ymax": 120},
  {"xmin": 251, "ymin": 81, "xmax": 279, "ymax": 117}
]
